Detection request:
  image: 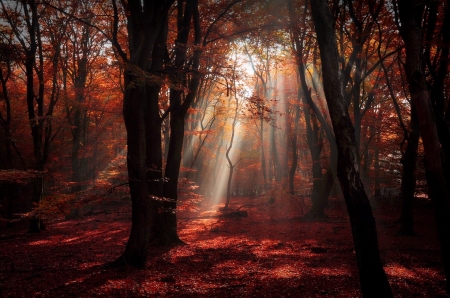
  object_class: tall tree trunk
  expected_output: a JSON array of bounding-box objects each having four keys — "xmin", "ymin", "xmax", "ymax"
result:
[
  {"xmin": 308, "ymin": 122, "xmax": 325, "ymax": 218},
  {"xmin": 146, "ymin": 19, "xmax": 166, "ymax": 245},
  {"xmin": 0, "ymin": 61, "xmax": 12, "ymax": 169},
  {"xmin": 310, "ymin": 0, "xmax": 392, "ymax": 296},
  {"xmin": 302, "ymin": 86, "xmax": 325, "ymax": 218},
  {"xmin": 115, "ymin": 0, "xmax": 174, "ymax": 268},
  {"xmin": 211, "ymin": 127, "xmax": 225, "ymax": 195},
  {"xmin": 224, "ymin": 91, "xmax": 239, "ymax": 211},
  {"xmin": 162, "ymin": 103, "xmax": 185, "ymax": 244},
  {"xmin": 121, "ymin": 83, "xmax": 154, "ymax": 267},
  {"xmin": 429, "ymin": 0, "xmax": 450, "ymax": 201},
  {"xmin": 398, "ymin": 104, "xmax": 419, "ymax": 236},
  {"xmin": 18, "ymin": 1, "xmax": 45, "ymax": 215},
  {"xmin": 289, "ymin": 95, "xmax": 301, "ymax": 195},
  {"xmin": 260, "ymin": 111, "xmax": 267, "ymax": 190},
  {"xmin": 70, "ymin": 22, "xmax": 90, "ymax": 192},
  {"xmin": 162, "ymin": 0, "xmax": 201, "ymax": 244},
  {"xmin": 398, "ymin": 1, "xmax": 450, "ymax": 292},
  {"xmin": 287, "ymin": 0, "xmax": 328, "ymax": 218}
]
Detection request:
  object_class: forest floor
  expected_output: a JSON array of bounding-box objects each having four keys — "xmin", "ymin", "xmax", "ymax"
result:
[{"xmin": 0, "ymin": 194, "xmax": 448, "ymax": 297}]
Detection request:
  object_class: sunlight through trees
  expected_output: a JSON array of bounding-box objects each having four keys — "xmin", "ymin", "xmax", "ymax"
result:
[{"xmin": 1, "ymin": 0, "xmax": 450, "ymax": 296}]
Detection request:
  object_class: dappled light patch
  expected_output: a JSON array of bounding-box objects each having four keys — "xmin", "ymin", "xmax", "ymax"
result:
[
  {"xmin": 28, "ymin": 239, "xmax": 52, "ymax": 246},
  {"xmin": 98, "ymin": 279, "xmax": 143, "ymax": 296},
  {"xmin": 77, "ymin": 262, "xmax": 103, "ymax": 270},
  {"xmin": 271, "ymin": 264, "xmax": 300, "ymax": 278},
  {"xmin": 386, "ymin": 263, "xmax": 420, "ymax": 279}
]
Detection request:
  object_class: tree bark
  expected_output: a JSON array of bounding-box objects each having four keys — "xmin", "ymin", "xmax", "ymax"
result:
[
  {"xmin": 0, "ymin": 55, "xmax": 13, "ymax": 169},
  {"xmin": 398, "ymin": 0, "xmax": 450, "ymax": 292},
  {"xmin": 398, "ymin": 104, "xmax": 419, "ymax": 236},
  {"xmin": 162, "ymin": 0, "xmax": 201, "ymax": 244},
  {"xmin": 289, "ymin": 95, "xmax": 301, "ymax": 195},
  {"xmin": 70, "ymin": 21, "xmax": 90, "ymax": 192},
  {"xmin": 310, "ymin": 0, "xmax": 392, "ymax": 296},
  {"xmin": 429, "ymin": 0, "xmax": 450, "ymax": 201},
  {"xmin": 115, "ymin": 0, "xmax": 174, "ymax": 267},
  {"xmin": 146, "ymin": 18, "xmax": 166, "ymax": 245}
]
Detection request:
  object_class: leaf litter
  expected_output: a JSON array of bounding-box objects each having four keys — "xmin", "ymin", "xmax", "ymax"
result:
[{"xmin": 0, "ymin": 196, "xmax": 448, "ymax": 297}]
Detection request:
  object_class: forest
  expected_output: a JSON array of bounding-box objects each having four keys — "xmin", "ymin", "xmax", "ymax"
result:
[{"xmin": 0, "ymin": 0, "xmax": 449, "ymax": 297}]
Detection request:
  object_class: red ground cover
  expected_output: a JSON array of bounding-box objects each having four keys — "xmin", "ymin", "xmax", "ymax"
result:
[{"xmin": 0, "ymin": 196, "xmax": 448, "ymax": 297}]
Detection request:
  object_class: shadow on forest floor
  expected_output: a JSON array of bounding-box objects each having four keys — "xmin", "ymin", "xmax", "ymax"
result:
[{"xmin": 0, "ymin": 196, "xmax": 448, "ymax": 297}]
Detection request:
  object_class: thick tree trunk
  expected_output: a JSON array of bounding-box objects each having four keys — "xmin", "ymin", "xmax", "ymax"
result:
[
  {"xmin": 115, "ymin": 0, "xmax": 174, "ymax": 267},
  {"xmin": 310, "ymin": 0, "xmax": 392, "ymax": 296},
  {"xmin": 120, "ymin": 85, "xmax": 154, "ymax": 267},
  {"xmin": 398, "ymin": 1, "xmax": 450, "ymax": 292}
]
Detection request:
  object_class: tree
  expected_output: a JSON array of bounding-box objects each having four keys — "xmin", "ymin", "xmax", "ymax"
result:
[
  {"xmin": 397, "ymin": 0, "xmax": 450, "ymax": 293},
  {"xmin": 309, "ymin": 0, "xmax": 392, "ymax": 296},
  {"xmin": 0, "ymin": 0, "xmax": 61, "ymax": 230},
  {"xmin": 224, "ymin": 52, "xmax": 242, "ymax": 210},
  {"xmin": 62, "ymin": 6, "xmax": 102, "ymax": 191},
  {"xmin": 0, "ymin": 39, "xmax": 24, "ymax": 169},
  {"xmin": 111, "ymin": 0, "xmax": 174, "ymax": 267},
  {"xmin": 287, "ymin": 0, "xmax": 330, "ymax": 218},
  {"xmin": 158, "ymin": 0, "xmax": 202, "ymax": 244}
]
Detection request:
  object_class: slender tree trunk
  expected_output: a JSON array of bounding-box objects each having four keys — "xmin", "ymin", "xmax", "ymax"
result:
[
  {"xmin": 289, "ymin": 98, "xmax": 301, "ymax": 195},
  {"xmin": 260, "ymin": 112, "xmax": 267, "ymax": 190},
  {"xmin": 373, "ymin": 110, "xmax": 382, "ymax": 199},
  {"xmin": 0, "ymin": 1, "xmax": 43, "ymax": 214},
  {"xmin": 71, "ymin": 24, "xmax": 90, "ymax": 192},
  {"xmin": 352, "ymin": 58, "xmax": 363, "ymax": 156},
  {"xmin": 288, "ymin": 0, "xmax": 328, "ymax": 217},
  {"xmin": 211, "ymin": 127, "xmax": 225, "ymax": 194},
  {"xmin": 0, "ymin": 64, "xmax": 12, "ymax": 169},
  {"xmin": 308, "ymin": 133, "xmax": 326, "ymax": 217},
  {"xmin": 224, "ymin": 65, "xmax": 240, "ymax": 210},
  {"xmin": 398, "ymin": 104, "xmax": 419, "ymax": 236},
  {"xmin": 310, "ymin": 0, "xmax": 392, "ymax": 296},
  {"xmin": 268, "ymin": 102, "xmax": 281, "ymax": 184},
  {"xmin": 299, "ymin": 69, "xmax": 326, "ymax": 218},
  {"xmin": 162, "ymin": 0, "xmax": 201, "ymax": 244},
  {"xmin": 374, "ymin": 146, "xmax": 381, "ymax": 198},
  {"xmin": 162, "ymin": 102, "xmax": 185, "ymax": 244}
]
